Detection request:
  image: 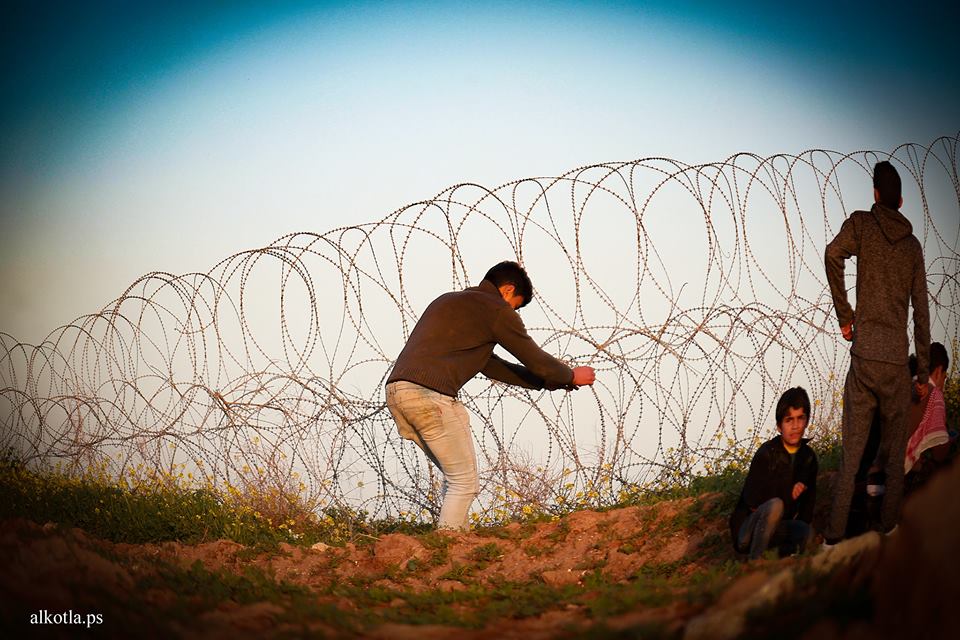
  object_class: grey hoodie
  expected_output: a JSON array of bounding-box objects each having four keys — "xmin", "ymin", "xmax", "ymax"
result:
[{"xmin": 825, "ymin": 203, "xmax": 930, "ymax": 382}]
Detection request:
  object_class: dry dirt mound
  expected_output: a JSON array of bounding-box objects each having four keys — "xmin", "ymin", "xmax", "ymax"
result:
[
  {"xmin": 2, "ymin": 472, "xmax": 956, "ymax": 639},
  {"xmin": 0, "ymin": 493, "xmax": 729, "ymax": 638}
]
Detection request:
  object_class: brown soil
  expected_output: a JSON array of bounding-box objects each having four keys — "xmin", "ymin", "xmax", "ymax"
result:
[{"xmin": 2, "ymin": 466, "xmax": 957, "ymax": 639}]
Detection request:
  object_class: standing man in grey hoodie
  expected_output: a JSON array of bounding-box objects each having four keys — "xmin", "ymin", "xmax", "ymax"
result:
[
  {"xmin": 823, "ymin": 161, "xmax": 930, "ymax": 544},
  {"xmin": 386, "ymin": 261, "xmax": 596, "ymax": 531}
]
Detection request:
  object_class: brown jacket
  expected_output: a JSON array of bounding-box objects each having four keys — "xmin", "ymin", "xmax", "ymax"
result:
[{"xmin": 387, "ymin": 280, "xmax": 574, "ymax": 396}]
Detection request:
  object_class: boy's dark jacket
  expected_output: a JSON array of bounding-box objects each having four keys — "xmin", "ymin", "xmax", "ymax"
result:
[{"xmin": 729, "ymin": 436, "xmax": 818, "ymax": 545}]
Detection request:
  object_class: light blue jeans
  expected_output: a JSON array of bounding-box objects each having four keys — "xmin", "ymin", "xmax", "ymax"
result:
[{"xmin": 386, "ymin": 381, "xmax": 479, "ymax": 530}]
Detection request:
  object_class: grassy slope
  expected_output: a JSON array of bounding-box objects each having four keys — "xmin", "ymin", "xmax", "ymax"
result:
[{"xmin": 2, "ymin": 448, "xmax": 878, "ymax": 640}]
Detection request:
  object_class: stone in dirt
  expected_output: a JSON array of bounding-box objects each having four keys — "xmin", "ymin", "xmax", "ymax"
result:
[{"xmin": 540, "ymin": 567, "xmax": 587, "ymax": 587}]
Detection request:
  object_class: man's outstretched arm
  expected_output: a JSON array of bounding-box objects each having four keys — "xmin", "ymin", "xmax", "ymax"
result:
[
  {"xmin": 482, "ymin": 353, "xmax": 553, "ymax": 390},
  {"xmin": 492, "ymin": 308, "xmax": 594, "ymax": 389},
  {"xmin": 482, "ymin": 354, "xmax": 594, "ymax": 390}
]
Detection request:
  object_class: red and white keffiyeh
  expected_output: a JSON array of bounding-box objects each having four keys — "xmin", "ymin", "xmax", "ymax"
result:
[{"xmin": 905, "ymin": 383, "xmax": 948, "ymax": 474}]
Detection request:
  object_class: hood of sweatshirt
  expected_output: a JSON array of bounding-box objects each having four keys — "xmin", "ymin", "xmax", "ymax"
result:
[{"xmin": 871, "ymin": 202, "xmax": 913, "ymax": 244}]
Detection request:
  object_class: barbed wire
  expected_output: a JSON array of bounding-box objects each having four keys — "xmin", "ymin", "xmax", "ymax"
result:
[{"xmin": 2, "ymin": 136, "xmax": 958, "ymax": 520}]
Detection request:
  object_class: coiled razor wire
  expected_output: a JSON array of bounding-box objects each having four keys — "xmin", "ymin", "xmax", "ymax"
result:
[{"xmin": 1, "ymin": 136, "xmax": 958, "ymax": 520}]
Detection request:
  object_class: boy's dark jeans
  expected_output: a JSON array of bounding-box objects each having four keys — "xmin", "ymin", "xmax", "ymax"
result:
[{"xmin": 736, "ymin": 497, "xmax": 813, "ymax": 560}]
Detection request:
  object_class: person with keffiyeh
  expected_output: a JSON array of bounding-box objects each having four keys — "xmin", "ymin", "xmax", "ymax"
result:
[{"xmin": 904, "ymin": 342, "xmax": 952, "ymax": 493}]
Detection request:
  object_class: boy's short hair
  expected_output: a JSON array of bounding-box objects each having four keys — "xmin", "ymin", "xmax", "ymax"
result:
[
  {"xmin": 873, "ymin": 161, "xmax": 902, "ymax": 209},
  {"xmin": 930, "ymin": 341, "xmax": 949, "ymax": 374},
  {"xmin": 775, "ymin": 386, "xmax": 811, "ymax": 426},
  {"xmin": 483, "ymin": 261, "xmax": 534, "ymax": 308},
  {"xmin": 910, "ymin": 343, "xmax": 948, "ymax": 377}
]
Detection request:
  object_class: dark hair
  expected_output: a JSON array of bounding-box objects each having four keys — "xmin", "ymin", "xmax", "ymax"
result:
[
  {"xmin": 483, "ymin": 261, "xmax": 533, "ymax": 308},
  {"xmin": 873, "ymin": 161, "xmax": 902, "ymax": 209},
  {"xmin": 775, "ymin": 386, "xmax": 811, "ymax": 426},
  {"xmin": 910, "ymin": 343, "xmax": 949, "ymax": 377},
  {"xmin": 930, "ymin": 341, "xmax": 949, "ymax": 374}
]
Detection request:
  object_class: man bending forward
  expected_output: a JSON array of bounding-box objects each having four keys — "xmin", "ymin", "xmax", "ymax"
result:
[{"xmin": 386, "ymin": 261, "xmax": 595, "ymax": 530}]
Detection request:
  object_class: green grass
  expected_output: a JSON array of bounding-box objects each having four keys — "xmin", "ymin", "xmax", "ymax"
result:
[
  {"xmin": 439, "ymin": 562, "xmax": 476, "ymax": 583},
  {"xmin": 304, "ymin": 554, "xmax": 743, "ymax": 629},
  {"xmin": 420, "ymin": 529, "xmax": 454, "ymax": 566},
  {"xmin": 633, "ymin": 464, "xmax": 746, "ymax": 512},
  {"xmin": 474, "ymin": 523, "xmax": 521, "ymax": 540},
  {"xmin": 1, "ymin": 440, "xmax": 871, "ymax": 635},
  {"xmin": 0, "ymin": 460, "xmax": 258, "ymax": 544},
  {"xmin": 574, "ymin": 559, "xmax": 747, "ymax": 621},
  {"xmin": 545, "ymin": 518, "xmax": 571, "ymax": 543},
  {"xmin": 420, "ymin": 529, "xmax": 455, "ymax": 550},
  {"xmin": 468, "ymin": 542, "xmax": 504, "ymax": 564},
  {"xmin": 325, "ymin": 574, "xmax": 583, "ymax": 628},
  {"xmin": 0, "ymin": 438, "xmax": 777, "ymax": 550},
  {"xmin": 155, "ymin": 559, "xmax": 307, "ymax": 607},
  {"xmin": 0, "ymin": 453, "xmax": 430, "ymax": 548}
]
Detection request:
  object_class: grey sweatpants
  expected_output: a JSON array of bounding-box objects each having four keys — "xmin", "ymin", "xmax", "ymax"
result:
[{"xmin": 826, "ymin": 355, "xmax": 912, "ymax": 540}]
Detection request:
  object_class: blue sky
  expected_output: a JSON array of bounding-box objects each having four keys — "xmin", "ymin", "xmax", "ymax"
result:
[{"xmin": 1, "ymin": 0, "xmax": 958, "ymax": 343}]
